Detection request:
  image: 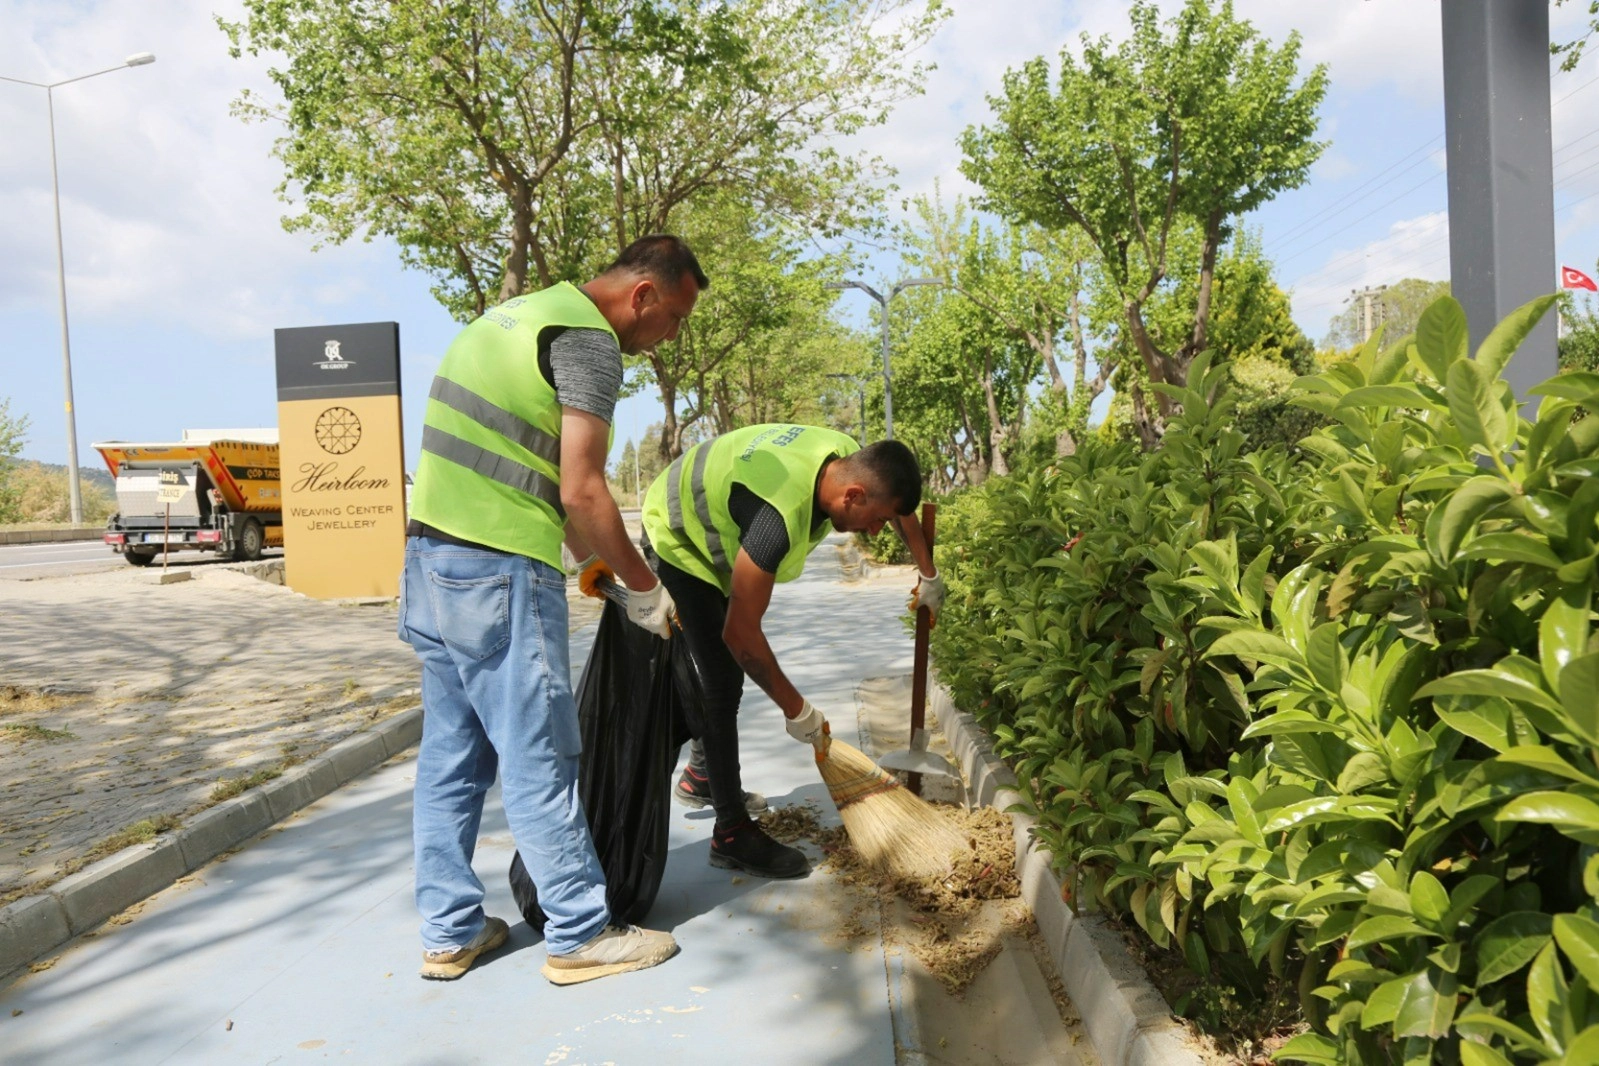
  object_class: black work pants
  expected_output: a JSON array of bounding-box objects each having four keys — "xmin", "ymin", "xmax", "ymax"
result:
[{"xmin": 649, "ymin": 551, "xmax": 750, "ymax": 830}]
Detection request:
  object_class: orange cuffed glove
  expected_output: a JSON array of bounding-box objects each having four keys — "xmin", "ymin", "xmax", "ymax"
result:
[{"xmin": 577, "ymin": 557, "xmax": 616, "ymax": 599}]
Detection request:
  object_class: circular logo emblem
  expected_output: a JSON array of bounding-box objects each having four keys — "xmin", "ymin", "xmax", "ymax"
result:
[{"xmin": 314, "ymin": 407, "xmax": 362, "ymax": 455}]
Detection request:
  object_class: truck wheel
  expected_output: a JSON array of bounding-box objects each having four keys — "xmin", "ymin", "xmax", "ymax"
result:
[
  {"xmin": 234, "ymin": 518, "xmax": 265, "ymax": 562},
  {"xmin": 123, "ymin": 547, "xmax": 158, "ymax": 567}
]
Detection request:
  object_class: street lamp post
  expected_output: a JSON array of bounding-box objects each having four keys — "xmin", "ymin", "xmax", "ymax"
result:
[
  {"xmin": 1, "ymin": 52, "xmax": 156, "ymax": 525},
  {"xmin": 825, "ymin": 276, "xmax": 942, "ymax": 440},
  {"xmin": 825, "ymin": 373, "xmax": 866, "ymax": 445}
]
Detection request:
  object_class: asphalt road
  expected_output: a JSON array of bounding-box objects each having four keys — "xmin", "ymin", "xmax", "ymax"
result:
[{"xmin": 0, "ymin": 540, "xmax": 272, "ymax": 581}]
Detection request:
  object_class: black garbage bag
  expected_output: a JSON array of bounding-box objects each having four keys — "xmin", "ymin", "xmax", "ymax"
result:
[{"xmin": 509, "ymin": 598, "xmax": 696, "ymax": 930}]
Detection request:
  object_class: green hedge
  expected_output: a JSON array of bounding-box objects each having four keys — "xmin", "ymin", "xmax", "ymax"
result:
[{"xmin": 930, "ymin": 295, "xmax": 1599, "ymax": 1064}]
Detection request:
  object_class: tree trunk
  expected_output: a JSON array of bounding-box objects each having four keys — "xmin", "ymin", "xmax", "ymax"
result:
[
  {"xmin": 1185, "ymin": 208, "xmax": 1225, "ymax": 363},
  {"xmin": 981, "ymin": 347, "xmax": 1011, "ymax": 478},
  {"xmin": 499, "ymin": 180, "xmax": 533, "ymax": 303},
  {"xmin": 1128, "ymin": 381, "xmax": 1162, "ymax": 452}
]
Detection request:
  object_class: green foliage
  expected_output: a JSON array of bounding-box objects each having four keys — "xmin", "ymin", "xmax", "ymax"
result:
[
  {"xmin": 0, "ymin": 398, "xmax": 30, "ymax": 524},
  {"xmin": 897, "ymin": 192, "xmax": 1108, "ymax": 472},
  {"xmin": 1322, "ymin": 278, "xmax": 1451, "ymax": 351},
  {"xmin": 221, "ymin": 0, "xmax": 946, "ymax": 320},
  {"xmin": 932, "ymin": 294, "xmax": 1599, "ymax": 1062},
  {"xmin": 1558, "ymin": 292, "xmax": 1599, "ymax": 376},
  {"xmin": 960, "ymin": 0, "xmax": 1326, "ymax": 439}
]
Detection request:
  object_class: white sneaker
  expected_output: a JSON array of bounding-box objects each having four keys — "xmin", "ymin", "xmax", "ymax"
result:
[{"xmin": 541, "ymin": 924, "xmax": 678, "ymax": 985}]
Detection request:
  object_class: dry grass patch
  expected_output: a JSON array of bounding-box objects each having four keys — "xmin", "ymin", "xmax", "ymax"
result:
[{"xmin": 1, "ymin": 723, "xmax": 77, "ymax": 743}]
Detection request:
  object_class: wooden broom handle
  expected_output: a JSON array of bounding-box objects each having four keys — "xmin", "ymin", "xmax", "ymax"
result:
[{"xmin": 908, "ymin": 501, "xmax": 936, "ymax": 795}]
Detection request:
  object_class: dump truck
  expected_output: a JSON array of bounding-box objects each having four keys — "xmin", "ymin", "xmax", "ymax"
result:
[{"xmin": 93, "ymin": 430, "xmax": 284, "ymax": 566}]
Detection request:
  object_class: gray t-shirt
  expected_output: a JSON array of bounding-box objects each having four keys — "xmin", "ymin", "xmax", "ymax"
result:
[{"xmin": 548, "ymin": 327, "xmax": 623, "ymax": 424}]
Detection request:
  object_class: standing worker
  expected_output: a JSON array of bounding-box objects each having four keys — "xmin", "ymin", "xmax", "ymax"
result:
[
  {"xmin": 587, "ymin": 423, "xmax": 943, "ymax": 879},
  {"xmin": 399, "ymin": 235, "xmax": 706, "ymax": 985}
]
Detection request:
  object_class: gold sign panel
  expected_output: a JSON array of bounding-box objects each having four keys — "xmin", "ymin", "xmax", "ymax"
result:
[{"xmin": 274, "ymin": 322, "xmax": 406, "ymax": 599}]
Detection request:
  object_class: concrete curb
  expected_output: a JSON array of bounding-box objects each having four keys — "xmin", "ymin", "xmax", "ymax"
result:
[
  {"xmin": 0, "ymin": 527, "xmax": 103, "ymax": 546},
  {"xmin": 931, "ymin": 684, "xmax": 1206, "ymax": 1066},
  {"xmin": 0, "ymin": 706, "xmax": 423, "ymax": 988}
]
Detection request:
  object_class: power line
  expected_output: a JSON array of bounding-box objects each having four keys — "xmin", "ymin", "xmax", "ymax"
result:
[
  {"xmin": 1270, "ymin": 136, "xmax": 1443, "ymax": 248},
  {"xmin": 1276, "ymin": 171, "xmax": 1446, "ymax": 269}
]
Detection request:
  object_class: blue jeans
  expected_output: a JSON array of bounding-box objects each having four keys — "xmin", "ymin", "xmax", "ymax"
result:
[{"xmin": 399, "ymin": 536, "xmax": 609, "ymax": 955}]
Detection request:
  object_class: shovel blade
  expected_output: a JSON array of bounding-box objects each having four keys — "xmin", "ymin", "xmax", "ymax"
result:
[{"xmin": 876, "ymin": 747, "xmax": 960, "ymax": 778}]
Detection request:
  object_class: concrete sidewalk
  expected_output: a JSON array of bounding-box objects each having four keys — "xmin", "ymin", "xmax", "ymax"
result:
[{"xmin": 0, "ymin": 537, "xmax": 1087, "ymax": 1065}]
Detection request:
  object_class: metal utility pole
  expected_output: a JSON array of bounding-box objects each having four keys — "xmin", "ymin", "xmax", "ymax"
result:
[
  {"xmin": 1, "ymin": 52, "xmax": 157, "ymax": 525},
  {"xmin": 825, "ymin": 277, "xmax": 943, "ymax": 439},
  {"xmin": 1442, "ymin": 1, "xmax": 1557, "ymax": 395},
  {"xmin": 1349, "ymin": 285, "xmax": 1388, "ymax": 343}
]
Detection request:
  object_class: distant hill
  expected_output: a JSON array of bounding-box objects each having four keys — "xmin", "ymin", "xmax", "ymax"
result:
[{"xmin": 30, "ymin": 462, "xmax": 115, "ymax": 492}]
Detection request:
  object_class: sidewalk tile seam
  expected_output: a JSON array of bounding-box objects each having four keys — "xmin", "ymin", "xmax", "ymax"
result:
[{"xmin": 931, "ymin": 682, "xmax": 1204, "ymax": 1066}]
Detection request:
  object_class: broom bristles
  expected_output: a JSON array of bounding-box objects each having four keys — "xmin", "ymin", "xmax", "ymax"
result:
[{"xmin": 817, "ymin": 739, "xmax": 967, "ymax": 880}]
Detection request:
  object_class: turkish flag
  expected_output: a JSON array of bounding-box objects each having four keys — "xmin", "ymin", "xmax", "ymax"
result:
[{"xmin": 1561, "ymin": 265, "xmax": 1598, "ymax": 291}]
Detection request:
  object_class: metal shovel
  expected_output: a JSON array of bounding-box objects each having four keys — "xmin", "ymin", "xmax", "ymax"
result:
[{"xmin": 875, "ymin": 501, "xmax": 960, "ymax": 795}]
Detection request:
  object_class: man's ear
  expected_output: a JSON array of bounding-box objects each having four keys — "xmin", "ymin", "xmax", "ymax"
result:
[
  {"xmin": 842, "ymin": 484, "xmax": 868, "ymax": 507},
  {"xmin": 629, "ymin": 278, "xmax": 655, "ymax": 312}
]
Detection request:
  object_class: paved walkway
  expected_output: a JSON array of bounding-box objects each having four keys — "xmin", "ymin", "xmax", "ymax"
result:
[{"xmin": 0, "ymin": 538, "xmax": 1083, "ymax": 1064}]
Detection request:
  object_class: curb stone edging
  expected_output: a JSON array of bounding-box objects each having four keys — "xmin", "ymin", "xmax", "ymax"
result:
[
  {"xmin": 931, "ymin": 683, "xmax": 1207, "ymax": 1066},
  {"xmin": 0, "ymin": 705, "xmax": 423, "ymax": 989},
  {"xmin": 0, "ymin": 527, "xmax": 102, "ymax": 546}
]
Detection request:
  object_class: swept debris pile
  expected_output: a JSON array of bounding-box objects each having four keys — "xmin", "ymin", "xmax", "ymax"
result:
[{"xmin": 758, "ymin": 801, "xmax": 1025, "ymax": 994}]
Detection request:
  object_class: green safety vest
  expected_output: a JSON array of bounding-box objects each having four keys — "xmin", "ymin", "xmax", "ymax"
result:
[
  {"xmin": 643, "ymin": 423, "xmax": 860, "ymax": 594},
  {"xmin": 409, "ymin": 283, "xmax": 616, "ymax": 567}
]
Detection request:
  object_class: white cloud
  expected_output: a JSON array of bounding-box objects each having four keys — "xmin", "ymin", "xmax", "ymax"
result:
[
  {"xmin": 1288, "ymin": 211, "xmax": 1451, "ymax": 339},
  {"xmin": 0, "ymin": 0, "xmax": 394, "ymax": 342}
]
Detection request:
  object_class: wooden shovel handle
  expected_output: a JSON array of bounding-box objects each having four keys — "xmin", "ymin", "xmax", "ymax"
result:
[{"xmin": 908, "ymin": 502, "xmax": 936, "ymax": 795}]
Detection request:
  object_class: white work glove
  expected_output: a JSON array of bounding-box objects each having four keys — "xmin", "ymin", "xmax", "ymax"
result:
[
  {"xmin": 909, "ymin": 571, "xmax": 945, "ymax": 618},
  {"xmin": 624, "ymin": 579, "xmax": 678, "ymax": 639},
  {"xmin": 785, "ymin": 699, "xmax": 832, "ymax": 758}
]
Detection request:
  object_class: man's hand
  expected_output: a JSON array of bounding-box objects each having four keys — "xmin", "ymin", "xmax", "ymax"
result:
[
  {"xmin": 785, "ymin": 699, "xmax": 831, "ymax": 758},
  {"xmin": 577, "ymin": 557, "xmax": 614, "ymax": 599},
  {"xmin": 625, "ymin": 579, "xmax": 677, "ymax": 639},
  {"xmin": 909, "ymin": 571, "xmax": 945, "ymax": 620}
]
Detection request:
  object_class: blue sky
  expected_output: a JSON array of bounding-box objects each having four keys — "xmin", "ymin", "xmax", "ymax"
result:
[{"xmin": 4, "ymin": 1, "xmax": 1598, "ymax": 474}]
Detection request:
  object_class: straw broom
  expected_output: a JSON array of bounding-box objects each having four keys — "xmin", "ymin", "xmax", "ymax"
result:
[{"xmin": 816, "ymin": 736, "xmax": 968, "ymax": 880}]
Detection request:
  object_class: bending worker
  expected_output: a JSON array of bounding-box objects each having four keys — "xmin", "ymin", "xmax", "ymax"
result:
[
  {"xmin": 400, "ymin": 235, "xmax": 701, "ymax": 986},
  {"xmin": 592, "ymin": 422, "xmax": 943, "ymax": 879}
]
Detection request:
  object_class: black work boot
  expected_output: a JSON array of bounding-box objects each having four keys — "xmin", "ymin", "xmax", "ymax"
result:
[
  {"xmin": 674, "ymin": 765, "xmax": 768, "ymax": 814},
  {"xmin": 709, "ymin": 819, "xmax": 810, "ymax": 879}
]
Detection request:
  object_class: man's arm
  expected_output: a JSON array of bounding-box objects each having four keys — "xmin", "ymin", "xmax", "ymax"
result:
[
  {"xmin": 559, "ymin": 406, "xmax": 657, "ymax": 591},
  {"xmin": 723, "ymin": 549, "xmax": 804, "ymax": 718},
  {"xmin": 891, "ymin": 513, "xmax": 936, "ymax": 577}
]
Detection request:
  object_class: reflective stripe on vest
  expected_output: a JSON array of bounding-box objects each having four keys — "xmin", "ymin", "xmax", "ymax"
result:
[
  {"xmin": 420, "ymin": 424, "xmax": 564, "ymax": 517},
  {"xmin": 663, "ymin": 446, "xmax": 730, "ymax": 573},
  {"xmin": 408, "ymin": 281, "xmax": 617, "ymax": 565},
  {"xmin": 645, "ymin": 424, "xmax": 859, "ymax": 592},
  {"xmin": 427, "ymin": 376, "xmax": 561, "ymax": 468}
]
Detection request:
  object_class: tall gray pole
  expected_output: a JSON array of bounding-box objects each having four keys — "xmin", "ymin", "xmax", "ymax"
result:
[
  {"xmin": 878, "ymin": 299, "xmax": 894, "ymax": 440},
  {"xmin": 1442, "ymin": 0, "xmax": 1557, "ymax": 395},
  {"xmin": 46, "ymin": 86, "xmax": 83, "ymax": 526},
  {"xmin": 2, "ymin": 54, "xmax": 155, "ymax": 526}
]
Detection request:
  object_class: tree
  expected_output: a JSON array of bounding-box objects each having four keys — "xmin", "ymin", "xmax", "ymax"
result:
[
  {"xmin": 221, "ymin": 0, "xmax": 947, "ymax": 321},
  {"xmin": 1558, "ymin": 290, "xmax": 1599, "ymax": 374},
  {"xmin": 587, "ymin": 0, "xmax": 945, "ymax": 254},
  {"xmin": 0, "ymin": 399, "xmax": 30, "ymax": 524},
  {"xmin": 903, "ymin": 193, "xmax": 1110, "ymax": 456},
  {"xmin": 1321, "ymin": 278, "xmax": 1450, "ymax": 349},
  {"xmin": 959, "ymin": 0, "xmax": 1326, "ymax": 447},
  {"xmin": 626, "ymin": 193, "xmax": 856, "ymax": 461}
]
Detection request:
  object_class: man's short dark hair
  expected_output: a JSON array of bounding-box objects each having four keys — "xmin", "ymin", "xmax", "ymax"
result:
[
  {"xmin": 847, "ymin": 440, "xmax": 922, "ymax": 514},
  {"xmin": 604, "ymin": 234, "xmax": 710, "ymax": 292}
]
